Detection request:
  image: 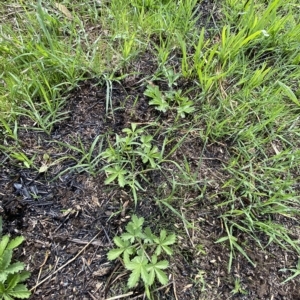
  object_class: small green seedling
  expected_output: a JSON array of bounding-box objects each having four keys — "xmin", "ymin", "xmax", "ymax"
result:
[
  {"xmin": 107, "ymin": 215, "xmax": 176, "ymax": 299},
  {"xmin": 280, "ymin": 259, "xmax": 300, "ymax": 284},
  {"xmin": 101, "ymin": 124, "xmax": 161, "ymax": 204},
  {"xmin": 144, "ymin": 84, "xmax": 195, "ymax": 118},
  {"xmin": 0, "ymin": 217, "xmax": 31, "ymax": 300}
]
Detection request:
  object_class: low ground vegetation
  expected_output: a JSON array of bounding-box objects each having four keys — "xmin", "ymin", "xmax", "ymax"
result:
[{"xmin": 0, "ymin": 0, "xmax": 300, "ymax": 299}]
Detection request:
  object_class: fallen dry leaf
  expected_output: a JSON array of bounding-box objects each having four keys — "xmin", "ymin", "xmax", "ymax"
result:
[{"xmin": 54, "ymin": 3, "xmax": 73, "ymax": 20}]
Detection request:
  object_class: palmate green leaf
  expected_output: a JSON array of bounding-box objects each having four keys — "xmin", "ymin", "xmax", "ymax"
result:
[
  {"xmin": 131, "ymin": 215, "xmax": 144, "ymax": 228},
  {"xmin": 143, "ymin": 227, "xmax": 155, "ymax": 244},
  {"xmin": 127, "ymin": 268, "xmax": 140, "ymax": 288},
  {"xmin": 104, "ymin": 165, "xmax": 127, "ymax": 187},
  {"xmin": 113, "ymin": 236, "xmax": 128, "ymax": 248},
  {"xmin": 147, "ymin": 255, "xmax": 169, "ymax": 286},
  {"xmin": 7, "ymin": 284, "xmax": 31, "ymax": 299},
  {"xmin": 154, "ymin": 230, "xmax": 176, "ymax": 256},
  {"xmin": 126, "ymin": 255, "xmax": 149, "ymax": 288},
  {"xmin": 6, "ymin": 237, "xmax": 24, "ymax": 251},
  {"xmin": 107, "ymin": 237, "xmax": 133, "ymax": 261}
]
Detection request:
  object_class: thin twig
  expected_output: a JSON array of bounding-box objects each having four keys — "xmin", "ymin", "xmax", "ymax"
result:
[
  {"xmin": 105, "ymin": 291, "xmax": 134, "ymax": 300},
  {"xmin": 30, "ymin": 230, "xmax": 102, "ymax": 292},
  {"xmin": 173, "ymin": 274, "xmax": 179, "ymax": 300}
]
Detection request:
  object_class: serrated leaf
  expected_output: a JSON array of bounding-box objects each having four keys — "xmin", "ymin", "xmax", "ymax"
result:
[
  {"xmin": 162, "ymin": 233, "xmax": 176, "ymax": 245},
  {"xmin": 104, "ymin": 172, "xmax": 119, "ymax": 185},
  {"xmin": 161, "ymin": 245, "xmax": 173, "ymax": 255},
  {"xmin": 7, "ymin": 274, "xmax": 20, "ymax": 290},
  {"xmin": 7, "ymin": 284, "xmax": 31, "ymax": 299},
  {"xmin": 0, "ymin": 272, "xmax": 8, "ymax": 283},
  {"xmin": 5, "ymin": 262, "xmax": 25, "ymax": 276},
  {"xmin": 0, "ymin": 235, "xmax": 10, "ymax": 256},
  {"xmin": 154, "ymin": 268, "xmax": 168, "ymax": 285},
  {"xmin": 0, "ymin": 249, "xmax": 13, "ymax": 270},
  {"xmin": 107, "ymin": 248, "xmax": 124, "ymax": 261},
  {"xmin": 148, "ymin": 268, "xmax": 155, "ymax": 286},
  {"xmin": 131, "ymin": 215, "xmax": 144, "ymax": 228},
  {"xmin": 118, "ymin": 172, "xmax": 126, "ymax": 187},
  {"xmin": 141, "ymin": 264, "xmax": 150, "ymax": 285},
  {"xmin": 126, "ymin": 256, "xmax": 149, "ymax": 287},
  {"xmin": 154, "ymin": 245, "xmax": 162, "ymax": 256},
  {"xmin": 7, "ymin": 236, "xmax": 24, "ymax": 250},
  {"xmin": 3, "ymin": 293, "xmax": 14, "ymax": 300},
  {"xmin": 120, "ymin": 232, "xmax": 135, "ymax": 243},
  {"xmin": 18, "ymin": 271, "xmax": 31, "ymax": 283},
  {"xmin": 143, "ymin": 227, "xmax": 154, "ymax": 244},
  {"xmin": 160, "ymin": 230, "xmax": 167, "ymax": 241},
  {"xmin": 113, "ymin": 236, "xmax": 126, "ymax": 248},
  {"xmin": 153, "ymin": 260, "xmax": 169, "ymax": 269},
  {"xmin": 127, "ymin": 267, "xmax": 140, "ymax": 288}
]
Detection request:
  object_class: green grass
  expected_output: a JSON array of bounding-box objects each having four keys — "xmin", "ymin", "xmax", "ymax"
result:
[{"xmin": 1, "ymin": 0, "xmax": 300, "ymax": 296}]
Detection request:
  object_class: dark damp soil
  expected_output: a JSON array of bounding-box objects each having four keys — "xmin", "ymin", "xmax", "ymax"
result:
[
  {"xmin": 1, "ymin": 64, "xmax": 299, "ymax": 299},
  {"xmin": 1, "ymin": 2, "xmax": 300, "ymax": 300}
]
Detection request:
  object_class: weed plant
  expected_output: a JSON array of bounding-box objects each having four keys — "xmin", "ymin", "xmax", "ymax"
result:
[{"xmin": 0, "ymin": 217, "xmax": 31, "ymax": 300}]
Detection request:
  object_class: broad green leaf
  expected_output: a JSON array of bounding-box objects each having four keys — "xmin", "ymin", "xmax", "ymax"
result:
[
  {"xmin": 0, "ymin": 282, "xmax": 4, "ymax": 293},
  {"xmin": 18, "ymin": 271, "xmax": 31, "ymax": 283},
  {"xmin": 7, "ymin": 284, "xmax": 31, "ymax": 299},
  {"xmin": 160, "ymin": 230, "xmax": 167, "ymax": 241},
  {"xmin": 154, "ymin": 231, "xmax": 176, "ymax": 255},
  {"xmin": 0, "ymin": 272, "xmax": 8, "ymax": 284},
  {"xmin": 161, "ymin": 245, "xmax": 173, "ymax": 255},
  {"xmin": 127, "ymin": 267, "xmax": 140, "ymax": 288},
  {"xmin": 141, "ymin": 264, "xmax": 150, "ymax": 285},
  {"xmin": 147, "ymin": 268, "xmax": 155, "ymax": 286},
  {"xmin": 131, "ymin": 215, "xmax": 144, "ymax": 228},
  {"xmin": 7, "ymin": 236, "xmax": 25, "ymax": 250},
  {"xmin": 154, "ymin": 245, "xmax": 162, "ymax": 256},
  {"xmin": 154, "ymin": 268, "xmax": 168, "ymax": 285},
  {"xmin": 162, "ymin": 233, "xmax": 176, "ymax": 245},
  {"xmin": 3, "ymin": 293, "xmax": 14, "ymax": 300},
  {"xmin": 0, "ymin": 249, "xmax": 13, "ymax": 270},
  {"xmin": 0, "ymin": 235, "xmax": 10, "ymax": 256},
  {"xmin": 152, "ymin": 259, "xmax": 168, "ymax": 270},
  {"xmin": 143, "ymin": 227, "xmax": 155, "ymax": 244},
  {"xmin": 118, "ymin": 172, "xmax": 126, "ymax": 187},
  {"xmin": 7, "ymin": 274, "xmax": 20, "ymax": 290},
  {"xmin": 113, "ymin": 236, "xmax": 125, "ymax": 248},
  {"xmin": 107, "ymin": 248, "xmax": 124, "ymax": 261},
  {"xmin": 104, "ymin": 172, "xmax": 119, "ymax": 185},
  {"xmin": 5, "ymin": 262, "xmax": 25, "ymax": 275}
]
